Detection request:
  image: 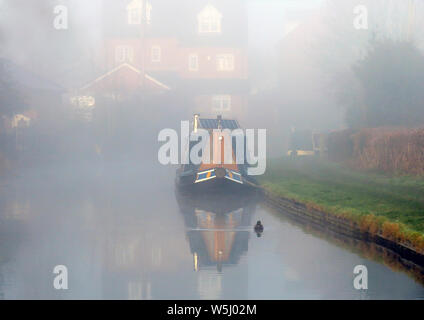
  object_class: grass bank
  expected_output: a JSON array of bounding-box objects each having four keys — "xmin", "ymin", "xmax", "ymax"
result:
[{"xmin": 259, "ymin": 157, "xmax": 424, "ymax": 254}]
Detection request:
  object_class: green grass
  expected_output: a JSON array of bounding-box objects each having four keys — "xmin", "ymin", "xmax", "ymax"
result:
[{"xmin": 259, "ymin": 157, "xmax": 424, "ymax": 235}]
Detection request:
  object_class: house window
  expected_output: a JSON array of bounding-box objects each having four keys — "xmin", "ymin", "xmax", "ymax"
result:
[
  {"xmin": 198, "ymin": 5, "xmax": 222, "ymax": 33},
  {"xmin": 127, "ymin": 0, "xmax": 143, "ymax": 25},
  {"xmin": 189, "ymin": 54, "xmax": 199, "ymax": 71},
  {"xmin": 115, "ymin": 45, "xmax": 134, "ymax": 63},
  {"xmin": 128, "ymin": 8, "xmax": 142, "ymax": 24},
  {"xmin": 217, "ymin": 54, "xmax": 234, "ymax": 71},
  {"xmin": 151, "ymin": 46, "xmax": 161, "ymax": 62},
  {"xmin": 212, "ymin": 95, "xmax": 232, "ymax": 112}
]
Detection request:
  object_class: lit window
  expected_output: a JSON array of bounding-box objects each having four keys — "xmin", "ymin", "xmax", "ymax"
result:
[
  {"xmin": 151, "ymin": 46, "xmax": 161, "ymax": 62},
  {"xmin": 127, "ymin": 0, "xmax": 143, "ymax": 25},
  {"xmin": 115, "ymin": 46, "xmax": 134, "ymax": 63},
  {"xmin": 189, "ymin": 54, "xmax": 199, "ymax": 71},
  {"xmin": 212, "ymin": 95, "xmax": 231, "ymax": 112},
  {"xmin": 198, "ymin": 5, "xmax": 222, "ymax": 34},
  {"xmin": 129, "ymin": 8, "xmax": 142, "ymax": 24},
  {"xmin": 217, "ymin": 54, "xmax": 234, "ymax": 71}
]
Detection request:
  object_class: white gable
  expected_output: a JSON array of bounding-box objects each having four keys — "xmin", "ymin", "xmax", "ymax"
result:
[
  {"xmin": 198, "ymin": 4, "xmax": 222, "ymax": 20},
  {"xmin": 127, "ymin": 0, "xmax": 143, "ymax": 10},
  {"xmin": 197, "ymin": 4, "xmax": 222, "ymax": 33}
]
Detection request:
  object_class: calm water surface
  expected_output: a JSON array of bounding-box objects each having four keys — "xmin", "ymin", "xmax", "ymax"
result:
[{"xmin": 0, "ymin": 161, "xmax": 423, "ymax": 299}]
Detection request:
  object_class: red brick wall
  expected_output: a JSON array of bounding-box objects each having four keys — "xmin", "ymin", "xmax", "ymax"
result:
[
  {"xmin": 193, "ymin": 94, "xmax": 247, "ymax": 117},
  {"xmin": 143, "ymin": 39, "xmax": 248, "ymax": 79},
  {"xmin": 104, "ymin": 38, "xmax": 144, "ymax": 70},
  {"xmin": 104, "ymin": 38, "xmax": 248, "ymax": 80},
  {"xmin": 144, "ymin": 38, "xmax": 180, "ymax": 72},
  {"xmin": 179, "ymin": 47, "xmax": 248, "ymax": 79}
]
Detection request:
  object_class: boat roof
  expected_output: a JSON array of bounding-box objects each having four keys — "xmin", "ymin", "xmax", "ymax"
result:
[{"xmin": 199, "ymin": 118, "xmax": 240, "ymax": 130}]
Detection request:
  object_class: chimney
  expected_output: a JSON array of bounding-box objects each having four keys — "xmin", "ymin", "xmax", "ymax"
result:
[{"xmin": 194, "ymin": 114, "xmax": 200, "ymax": 132}]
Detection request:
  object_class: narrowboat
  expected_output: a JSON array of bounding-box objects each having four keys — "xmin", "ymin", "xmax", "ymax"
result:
[{"xmin": 175, "ymin": 114, "xmax": 258, "ymax": 192}]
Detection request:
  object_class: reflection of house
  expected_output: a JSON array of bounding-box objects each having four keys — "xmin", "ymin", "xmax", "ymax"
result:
[
  {"xmin": 82, "ymin": 0, "xmax": 249, "ymax": 117},
  {"xmin": 100, "ymin": 221, "xmax": 163, "ymax": 300}
]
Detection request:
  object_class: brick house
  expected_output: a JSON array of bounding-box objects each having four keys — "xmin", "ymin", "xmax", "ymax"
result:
[{"xmin": 83, "ymin": 0, "xmax": 249, "ymax": 117}]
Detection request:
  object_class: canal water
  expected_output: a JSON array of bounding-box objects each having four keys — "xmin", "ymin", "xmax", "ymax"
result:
[{"xmin": 0, "ymin": 160, "xmax": 423, "ymax": 299}]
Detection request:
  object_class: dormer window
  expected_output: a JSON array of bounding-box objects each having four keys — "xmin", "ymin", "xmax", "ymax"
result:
[
  {"xmin": 127, "ymin": 0, "xmax": 143, "ymax": 25},
  {"xmin": 129, "ymin": 8, "xmax": 142, "ymax": 24},
  {"xmin": 198, "ymin": 5, "xmax": 222, "ymax": 34}
]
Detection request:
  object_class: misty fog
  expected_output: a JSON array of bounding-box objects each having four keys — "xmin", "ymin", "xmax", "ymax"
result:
[{"xmin": 1, "ymin": 0, "xmax": 424, "ymax": 300}]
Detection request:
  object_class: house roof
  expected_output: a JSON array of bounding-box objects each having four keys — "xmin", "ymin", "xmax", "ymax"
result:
[
  {"xmin": 149, "ymin": 0, "xmax": 248, "ymax": 47},
  {"xmin": 102, "ymin": 0, "xmax": 248, "ymax": 47},
  {"xmin": 80, "ymin": 63, "xmax": 171, "ymax": 91}
]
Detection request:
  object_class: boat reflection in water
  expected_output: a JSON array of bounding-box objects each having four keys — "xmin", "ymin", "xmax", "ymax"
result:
[{"xmin": 176, "ymin": 189, "xmax": 261, "ymax": 273}]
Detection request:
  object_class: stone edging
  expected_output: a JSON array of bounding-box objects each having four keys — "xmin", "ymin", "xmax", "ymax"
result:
[{"xmin": 262, "ymin": 189, "xmax": 424, "ymax": 267}]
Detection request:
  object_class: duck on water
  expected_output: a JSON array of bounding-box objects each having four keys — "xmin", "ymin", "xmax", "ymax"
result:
[{"xmin": 254, "ymin": 220, "xmax": 264, "ymax": 237}]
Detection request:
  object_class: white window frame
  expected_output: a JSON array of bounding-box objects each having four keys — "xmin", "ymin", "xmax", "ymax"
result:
[
  {"xmin": 151, "ymin": 46, "xmax": 161, "ymax": 63},
  {"xmin": 189, "ymin": 54, "xmax": 199, "ymax": 71},
  {"xmin": 128, "ymin": 8, "xmax": 142, "ymax": 24},
  {"xmin": 198, "ymin": 5, "xmax": 222, "ymax": 34},
  {"xmin": 212, "ymin": 95, "xmax": 232, "ymax": 112},
  {"xmin": 127, "ymin": 0, "xmax": 143, "ymax": 25},
  {"xmin": 115, "ymin": 45, "xmax": 134, "ymax": 63},
  {"xmin": 216, "ymin": 54, "xmax": 234, "ymax": 71}
]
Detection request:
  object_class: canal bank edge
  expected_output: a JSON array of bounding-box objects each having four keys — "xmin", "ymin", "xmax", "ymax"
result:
[{"xmin": 261, "ymin": 188, "xmax": 424, "ymax": 268}]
